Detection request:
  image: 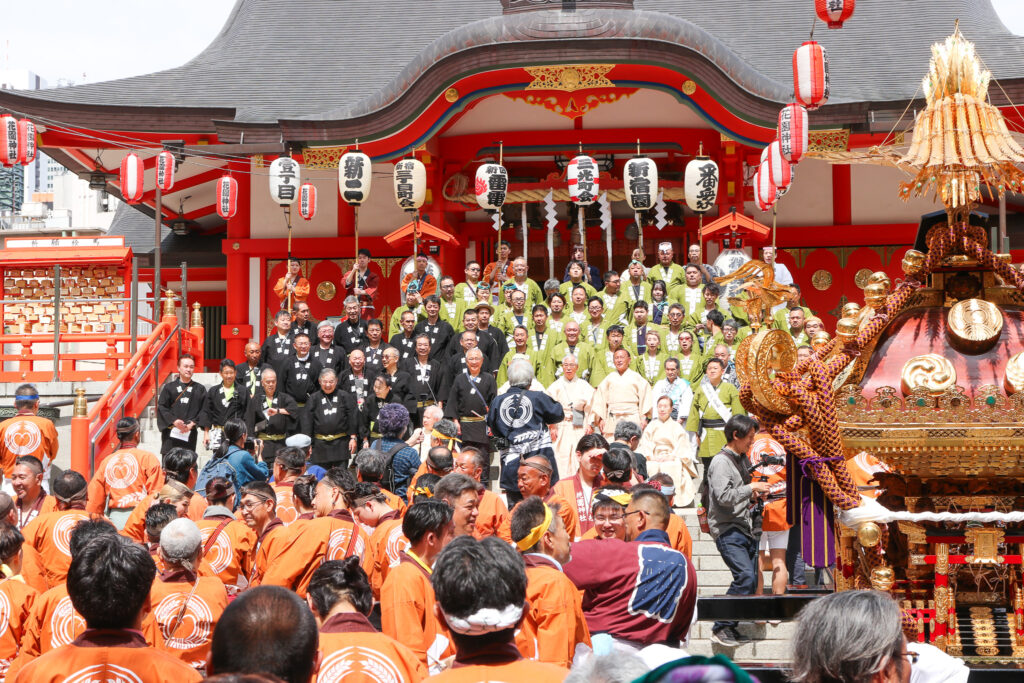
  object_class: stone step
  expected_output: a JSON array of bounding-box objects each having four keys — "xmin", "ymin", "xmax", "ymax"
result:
[
  {"xmin": 692, "ymin": 620, "xmax": 797, "ymax": 641},
  {"xmin": 687, "ymin": 638, "xmax": 791, "ymax": 662}
]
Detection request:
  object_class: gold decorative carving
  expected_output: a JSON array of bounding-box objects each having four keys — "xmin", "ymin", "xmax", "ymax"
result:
[
  {"xmin": 854, "ymin": 268, "xmax": 873, "ymax": 288},
  {"xmin": 901, "ymin": 354, "xmax": 957, "ymax": 396},
  {"xmin": 503, "ymin": 90, "xmax": 635, "ymax": 120},
  {"xmin": 959, "ymin": 592, "xmax": 1002, "ymax": 604},
  {"xmin": 808, "ymin": 129, "xmax": 850, "ymax": 152},
  {"xmin": 1005, "ymin": 352, "xmax": 1024, "ymax": 394},
  {"xmin": 747, "ymin": 328, "xmax": 798, "ymax": 415},
  {"xmin": 935, "ymin": 585, "xmax": 950, "ymax": 622},
  {"xmin": 811, "ymin": 269, "xmax": 833, "ymax": 290},
  {"xmin": 524, "ymin": 64, "xmax": 616, "ymax": 92},
  {"xmin": 301, "ymin": 146, "xmax": 348, "ymax": 170},
  {"xmin": 316, "ymin": 281, "xmax": 337, "ymax": 302},
  {"xmin": 964, "ymin": 528, "xmax": 1005, "ymax": 564},
  {"xmin": 733, "ymin": 334, "xmax": 755, "ymax": 385},
  {"xmin": 898, "ymin": 521, "xmax": 928, "ymax": 545},
  {"xmin": 252, "ymin": 154, "xmax": 264, "ymax": 169},
  {"xmin": 936, "ymin": 543, "xmax": 949, "ymax": 574},
  {"xmin": 681, "ymin": 79, "xmax": 697, "ymax": 95},
  {"xmin": 870, "ymin": 567, "xmax": 895, "ymax": 591},
  {"xmin": 444, "ymin": 87, "xmax": 459, "ymax": 102},
  {"xmin": 947, "ymin": 298, "xmax": 1003, "ymax": 351}
]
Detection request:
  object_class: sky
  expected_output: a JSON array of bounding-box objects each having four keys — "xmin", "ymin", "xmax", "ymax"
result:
[{"xmin": 2, "ymin": 1, "xmax": 1024, "ymax": 86}]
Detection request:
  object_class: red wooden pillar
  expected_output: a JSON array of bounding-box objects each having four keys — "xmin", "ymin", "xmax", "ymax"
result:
[
  {"xmin": 832, "ymin": 164, "xmax": 852, "ymax": 226},
  {"xmin": 337, "ymin": 194, "xmax": 355, "ymax": 239},
  {"xmin": 222, "ymin": 161, "xmax": 252, "ymax": 361}
]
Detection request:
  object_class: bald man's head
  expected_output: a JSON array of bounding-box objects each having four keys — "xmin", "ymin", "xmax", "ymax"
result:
[{"xmin": 517, "ymin": 456, "xmax": 554, "ymax": 498}]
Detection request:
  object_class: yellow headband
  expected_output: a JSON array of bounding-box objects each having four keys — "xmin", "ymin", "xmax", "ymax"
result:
[
  {"xmin": 431, "ymin": 430, "xmax": 462, "ymax": 449},
  {"xmin": 515, "ymin": 504, "xmax": 553, "ymax": 552},
  {"xmin": 413, "ymin": 486, "xmax": 434, "ymax": 499}
]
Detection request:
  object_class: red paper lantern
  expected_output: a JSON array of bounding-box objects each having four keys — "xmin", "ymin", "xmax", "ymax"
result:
[
  {"xmin": 119, "ymin": 153, "xmax": 145, "ymax": 204},
  {"xmin": 793, "ymin": 41, "xmax": 830, "ymax": 110},
  {"xmin": 16, "ymin": 120, "xmax": 36, "ymax": 165},
  {"xmin": 216, "ymin": 175, "xmax": 238, "ymax": 219},
  {"xmin": 156, "ymin": 150, "xmax": 175, "ymax": 192},
  {"xmin": 755, "ymin": 161, "xmax": 777, "ymax": 211},
  {"xmin": 0, "ymin": 114, "xmax": 17, "ymax": 167},
  {"xmin": 299, "ymin": 182, "xmax": 317, "ymax": 220},
  {"xmin": 777, "ymin": 104, "xmax": 808, "ymax": 164},
  {"xmin": 815, "ymin": 0, "xmax": 855, "ymax": 29},
  {"xmin": 767, "ymin": 141, "xmax": 792, "ymax": 191}
]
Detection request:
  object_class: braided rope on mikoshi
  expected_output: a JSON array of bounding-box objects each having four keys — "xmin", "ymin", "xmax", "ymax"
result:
[{"xmin": 740, "ymin": 221, "xmax": 1024, "ymax": 514}]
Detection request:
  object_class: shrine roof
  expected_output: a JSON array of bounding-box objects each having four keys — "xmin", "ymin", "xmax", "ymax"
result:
[
  {"xmin": 106, "ymin": 204, "xmax": 226, "ymax": 268},
  {"xmin": 3, "ymin": 0, "xmax": 1023, "ymax": 126}
]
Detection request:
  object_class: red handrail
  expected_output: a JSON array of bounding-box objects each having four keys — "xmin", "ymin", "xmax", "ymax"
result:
[{"xmin": 71, "ymin": 313, "xmax": 204, "ymax": 475}]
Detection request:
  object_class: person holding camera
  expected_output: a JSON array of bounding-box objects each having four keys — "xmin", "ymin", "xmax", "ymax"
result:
[{"xmin": 705, "ymin": 414, "xmax": 772, "ymax": 647}]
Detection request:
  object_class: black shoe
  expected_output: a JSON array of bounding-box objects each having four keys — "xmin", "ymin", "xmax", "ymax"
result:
[{"xmin": 711, "ymin": 626, "xmax": 740, "ymax": 647}]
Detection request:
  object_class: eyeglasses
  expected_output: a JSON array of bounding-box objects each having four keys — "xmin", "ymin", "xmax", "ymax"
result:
[
  {"xmin": 623, "ymin": 509, "xmax": 646, "ymax": 519},
  {"xmin": 240, "ymin": 499, "xmax": 268, "ymax": 512},
  {"xmin": 901, "ymin": 651, "xmax": 919, "ymax": 665}
]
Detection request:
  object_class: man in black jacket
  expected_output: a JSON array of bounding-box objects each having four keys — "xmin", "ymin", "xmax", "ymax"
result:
[{"xmin": 156, "ymin": 354, "xmax": 208, "ymax": 454}]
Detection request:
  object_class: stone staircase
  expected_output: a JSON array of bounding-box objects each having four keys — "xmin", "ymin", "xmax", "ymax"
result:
[{"xmin": 678, "ymin": 507, "xmax": 795, "ymax": 664}]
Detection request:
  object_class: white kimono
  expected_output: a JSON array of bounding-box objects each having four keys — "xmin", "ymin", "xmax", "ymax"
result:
[
  {"xmin": 546, "ymin": 376, "xmax": 595, "ymax": 479},
  {"xmin": 638, "ymin": 417, "xmax": 698, "ymax": 506}
]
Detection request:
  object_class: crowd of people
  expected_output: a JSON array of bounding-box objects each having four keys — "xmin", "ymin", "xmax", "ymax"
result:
[{"xmin": 0, "ymin": 242, "xmax": 953, "ymax": 682}]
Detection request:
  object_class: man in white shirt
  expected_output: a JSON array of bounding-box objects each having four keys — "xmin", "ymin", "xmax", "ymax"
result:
[{"xmin": 762, "ymin": 246, "xmax": 793, "ymax": 286}]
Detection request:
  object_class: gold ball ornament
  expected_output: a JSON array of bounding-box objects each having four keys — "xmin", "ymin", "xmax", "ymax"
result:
[
  {"xmin": 870, "ymin": 567, "xmax": 895, "ymax": 591},
  {"xmin": 867, "ymin": 271, "xmax": 892, "ymax": 292},
  {"xmin": 842, "ymin": 302, "xmax": 862, "ymax": 319},
  {"xmin": 902, "ymin": 249, "xmax": 926, "ymax": 275},
  {"xmin": 836, "ymin": 317, "xmax": 860, "ymax": 344},
  {"xmin": 857, "ymin": 522, "xmax": 882, "ymax": 547},
  {"xmin": 811, "ymin": 331, "xmax": 831, "ymax": 351},
  {"xmin": 863, "ymin": 282, "xmax": 889, "ymax": 308}
]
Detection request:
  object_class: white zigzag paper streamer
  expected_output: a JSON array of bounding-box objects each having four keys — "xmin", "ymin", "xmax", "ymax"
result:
[
  {"xmin": 544, "ymin": 190, "xmax": 557, "ymax": 279},
  {"xmin": 599, "ymin": 192, "xmax": 612, "ymax": 270},
  {"xmin": 654, "ymin": 189, "xmax": 667, "ymax": 231},
  {"xmin": 492, "ymin": 211, "xmax": 501, "ymax": 232}
]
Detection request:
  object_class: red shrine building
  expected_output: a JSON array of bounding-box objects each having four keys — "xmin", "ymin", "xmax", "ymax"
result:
[{"xmin": 3, "ymin": 0, "xmax": 1024, "ymax": 364}]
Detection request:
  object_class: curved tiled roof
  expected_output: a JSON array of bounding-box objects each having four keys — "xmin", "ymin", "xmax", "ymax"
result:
[{"xmin": 5, "ymin": 0, "xmax": 1024, "ymax": 124}]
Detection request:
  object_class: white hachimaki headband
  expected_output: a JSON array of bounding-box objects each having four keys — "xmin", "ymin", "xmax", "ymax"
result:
[{"xmin": 441, "ymin": 604, "xmax": 524, "ymax": 635}]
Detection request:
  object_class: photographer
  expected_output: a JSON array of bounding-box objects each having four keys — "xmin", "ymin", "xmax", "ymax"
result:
[{"xmin": 706, "ymin": 414, "xmax": 772, "ymax": 647}]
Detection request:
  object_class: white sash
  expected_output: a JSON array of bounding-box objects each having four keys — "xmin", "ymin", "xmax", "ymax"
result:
[{"xmin": 700, "ymin": 379, "xmax": 732, "ymax": 423}]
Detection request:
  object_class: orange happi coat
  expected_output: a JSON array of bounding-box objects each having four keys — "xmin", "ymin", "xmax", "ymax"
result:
[
  {"xmin": 423, "ymin": 644, "xmax": 566, "ymax": 682},
  {"xmin": 120, "ymin": 491, "xmax": 208, "ymax": 544},
  {"xmin": 12, "ymin": 629, "xmax": 202, "ymax": 683},
  {"xmin": 21, "ymin": 509, "xmax": 97, "ymax": 589},
  {"xmin": 364, "ymin": 511, "xmax": 408, "ymax": 601},
  {"xmin": 144, "ymin": 569, "xmax": 228, "ymax": 673},
  {"xmin": 471, "ymin": 489, "xmax": 509, "ymax": 540},
  {"xmin": 195, "ymin": 509, "xmax": 257, "ymax": 596},
  {"xmin": 246, "ymin": 517, "xmax": 288, "ymax": 587},
  {"xmin": 86, "ymin": 447, "xmax": 164, "ymax": 513},
  {"xmin": 259, "ymin": 510, "xmax": 368, "ymax": 596},
  {"xmin": 0, "ymin": 577, "xmax": 36, "ymax": 677},
  {"xmin": 315, "ymin": 612, "xmax": 427, "ymax": 683},
  {"xmin": 380, "ymin": 552, "xmax": 453, "ymax": 674},
  {"xmin": 273, "ymin": 480, "xmax": 299, "ymax": 525},
  {"xmin": 0, "ymin": 414, "xmax": 59, "ymax": 478},
  {"xmin": 498, "ymin": 490, "xmax": 580, "ymax": 543},
  {"xmin": 515, "ymin": 554, "xmax": 590, "ymax": 669}
]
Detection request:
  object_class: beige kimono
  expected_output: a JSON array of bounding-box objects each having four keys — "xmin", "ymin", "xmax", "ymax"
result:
[{"xmin": 591, "ymin": 368, "xmax": 653, "ymax": 439}]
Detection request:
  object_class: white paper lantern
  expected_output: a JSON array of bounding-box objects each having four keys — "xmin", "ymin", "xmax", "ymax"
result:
[
  {"xmin": 394, "ymin": 158, "xmax": 427, "ymax": 212},
  {"xmin": 339, "ymin": 151, "xmax": 371, "ymax": 205},
  {"xmin": 767, "ymin": 141, "xmax": 792, "ymax": 191},
  {"xmin": 155, "ymin": 150, "xmax": 175, "ymax": 192},
  {"xmin": 269, "ymin": 156, "xmax": 301, "ymax": 206},
  {"xmin": 0, "ymin": 115, "xmax": 17, "ymax": 167},
  {"xmin": 777, "ymin": 104, "xmax": 809, "ymax": 164},
  {"xmin": 568, "ymin": 155, "xmax": 599, "ymax": 206},
  {"xmin": 299, "ymin": 182, "xmax": 317, "ymax": 220},
  {"xmin": 475, "ymin": 163, "xmax": 508, "ymax": 212},
  {"xmin": 684, "ymin": 156, "xmax": 719, "ymax": 213},
  {"xmin": 624, "ymin": 157, "xmax": 658, "ymax": 211},
  {"xmin": 16, "ymin": 119, "xmax": 36, "ymax": 165},
  {"xmin": 119, "ymin": 153, "xmax": 144, "ymax": 204}
]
